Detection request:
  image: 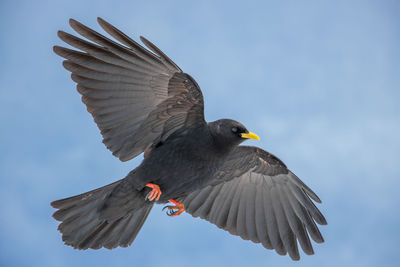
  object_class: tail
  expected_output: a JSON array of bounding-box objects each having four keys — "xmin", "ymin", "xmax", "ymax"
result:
[{"xmin": 51, "ymin": 179, "xmax": 153, "ymax": 250}]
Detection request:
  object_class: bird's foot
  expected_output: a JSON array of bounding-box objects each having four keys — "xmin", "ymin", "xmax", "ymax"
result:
[
  {"xmin": 145, "ymin": 183, "xmax": 162, "ymax": 201},
  {"xmin": 162, "ymin": 199, "xmax": 185, "ymax": 216}
]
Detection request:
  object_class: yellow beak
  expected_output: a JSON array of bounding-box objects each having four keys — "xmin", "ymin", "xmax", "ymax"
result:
[{"xmin": 240, "ymin": 132, "xmax": 260, "ymax": 140}]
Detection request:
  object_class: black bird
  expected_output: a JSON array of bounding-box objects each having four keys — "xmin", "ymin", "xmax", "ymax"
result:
[{"xmin": 51, "ymin": 18, "xmax": 327, "ymax": 260}]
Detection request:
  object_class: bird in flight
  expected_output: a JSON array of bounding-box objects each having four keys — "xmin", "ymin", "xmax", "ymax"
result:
[{"xmin": 51, "ymin": 18, "xmax": 327, "ymax": 260}]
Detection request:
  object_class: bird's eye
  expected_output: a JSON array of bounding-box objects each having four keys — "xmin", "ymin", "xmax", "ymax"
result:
[{"xmin": 232, "ymin": 127, "xmax": 238, "ymax": 133}]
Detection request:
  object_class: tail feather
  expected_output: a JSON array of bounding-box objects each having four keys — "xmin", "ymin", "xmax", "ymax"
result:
[
  {"xmin": 51, "ymin": 180, "xmax": 121, "ymax": 210},
  {"xmin": 51, "ymin": 179, "xmax": 153, "ymax": 250},
  {"xmin": 119, "ymin": 206, "xmax": 152, "ymax": 246}
]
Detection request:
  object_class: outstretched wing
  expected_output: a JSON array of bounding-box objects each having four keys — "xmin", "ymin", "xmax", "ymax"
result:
[
  {"xmin": 54, "ymin": 18, "xmax": 205, "ymax": 161},
  {"xmin": 181, "ymin": 146, "xmax": 327, "ymax": 260}
]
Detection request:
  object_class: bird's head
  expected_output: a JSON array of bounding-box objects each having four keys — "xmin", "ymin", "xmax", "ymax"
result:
[{"xmin": 208, "ymin": 119, "xmax": 260, "ymax": 149}]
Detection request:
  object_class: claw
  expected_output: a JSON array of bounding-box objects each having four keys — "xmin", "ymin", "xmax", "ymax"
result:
[
  {"xmin": 162, "ymin": 199, "xmax": 184, "ymax": 217},
  {"xmin": 145, "ymin": 183, "xmax": 162, "ymax": 201}
]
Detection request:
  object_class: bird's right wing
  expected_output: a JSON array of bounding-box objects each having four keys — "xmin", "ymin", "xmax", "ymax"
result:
[
  {"xmin": 181, "ymin": 146, "xmax": 327, "ymax": 260},
  {"xmin": 54, "ymin": 18, "xmax": 205, "ymax": 162}
]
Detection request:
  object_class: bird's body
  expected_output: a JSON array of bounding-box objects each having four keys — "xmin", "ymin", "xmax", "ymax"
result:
[
  {"xmin": 52, "ymin": 18, "xmax": 327, "ymax": 260},
  {"xmin": 133, "ymin": 124, "xmax": 222, "ymax": 200},
  {"xmin": 129, "ymin": 120, "xmax": 252, "ymax": 201}
]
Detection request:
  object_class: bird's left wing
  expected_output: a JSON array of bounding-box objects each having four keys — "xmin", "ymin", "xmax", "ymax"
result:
[{"xmin": 181, "ymin": 146, "xmax": 327, "ymax": 260}]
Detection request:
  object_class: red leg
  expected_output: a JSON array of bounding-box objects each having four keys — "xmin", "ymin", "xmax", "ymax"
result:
[
  {"xmin": 145, "ymin": 183, "xmax": 162, "ymax": 201},
  {"xmin": 162, "ymin": 199, "xmax": 185, "ymax": 216}
]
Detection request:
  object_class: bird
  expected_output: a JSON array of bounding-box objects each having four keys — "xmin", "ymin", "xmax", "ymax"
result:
[{"xmin": 51, "ymin": 17, "xmax": 327, "ymax": 261}]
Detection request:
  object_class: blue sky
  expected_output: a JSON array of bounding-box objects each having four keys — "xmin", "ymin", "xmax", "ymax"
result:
[{"xmin": 1, "ymin": 0, "xmax": 399, "ymax": 266}]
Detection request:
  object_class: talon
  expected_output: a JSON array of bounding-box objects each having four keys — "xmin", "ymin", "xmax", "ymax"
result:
[
  {"xmin": 162, "ymin": 199, "xmax": 184, "ymax": 217},
  {"xmin": 145, "ymin": 183, "xmax": 162, "ymax": 201}
]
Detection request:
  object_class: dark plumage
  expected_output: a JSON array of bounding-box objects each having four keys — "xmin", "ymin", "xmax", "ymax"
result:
[{"xmin": 51, "ymin": 18, "xmax": 327, "ymax": 260}]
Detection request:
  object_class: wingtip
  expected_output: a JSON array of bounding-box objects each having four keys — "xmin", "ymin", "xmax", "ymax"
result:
[
  {"xmin": 69, "ymin": 18, "xmax": 77, "ymax": 26},
  {"xmin": 305, "ymin": 247, "xmax": 315, "ymax": 256},
  {"xmin": 139, "ymin": 36, "xmax": 147, "ymax": 44},
  {"xmin": 97, "ymin": 17, "xmax": 112, "ymax": 31},
  {"xmin": 50, "ymin": 199, "xmax": 60, "ymax": 209},
  {"xmin": 56, "ymin": 30, "xmax": 64, "ymax": 38},
  {"xmin": 57, "ymin": 30, "xmax": 69, "ymax": 41},
  {"xmin": 290, "ymin": 255, "xmax": 301, "ymax": 261},
  {"xmin": 70, "ymin": 73, "xmax": 80, "ymax": 83},
  {"xmin": 319, "ymin": 215, "xmax": 328, "ymax": 226},
  {"xmin": 315, "ymin": 235, "xmax": 325, "ymax": 243},
  {"xmin": 52, "ymin": 209, "xmax": 64, "ymax": 221},
  {"xmin": 69, "ymin": 18, "xmax": 85, "ymax": 31},
  {"xmin": 53, "ymin": 45, "xmax": 63, "ymax": 55},
  {"xmin": 97, "ymin": 17, "xmax": 105, "ymax": 24}
]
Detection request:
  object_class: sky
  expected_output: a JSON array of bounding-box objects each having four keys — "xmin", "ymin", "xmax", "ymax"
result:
[{"xmin": 0, "ymin": 0, "xmax": 399, "ymax": 266}]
